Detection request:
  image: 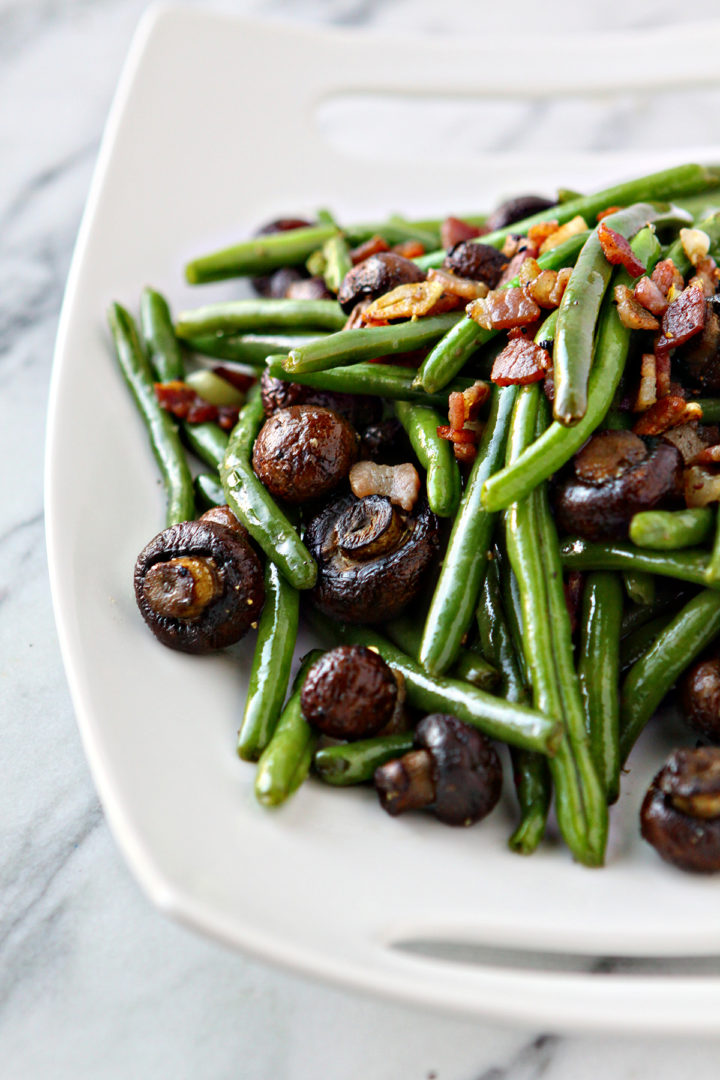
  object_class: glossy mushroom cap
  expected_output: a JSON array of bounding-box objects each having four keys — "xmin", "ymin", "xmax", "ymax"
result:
[
  {"xmin": 442, "ymin": 241, "xmax": 509, "ymax": 288},
  {"xmin": 337, "ymin": 252, "xmax": 425, "ymax": 314},
  {"xmin": 680, "ymin": 657, "xmax": 720, "ymax": 743},
  {"xmin": 134, "ymin": 518, "xmax": 264, "ymax": 654},
  {"xmin": 641, "ymin": 747, "xmax": 720, "ymax": 873},
  {"xmin": 300, "ymin": 645, "xmax": 398, "ymax": 740},
  {"xmin": 252, "ymin": 405, "xmax": 358, "ymax": 505}
]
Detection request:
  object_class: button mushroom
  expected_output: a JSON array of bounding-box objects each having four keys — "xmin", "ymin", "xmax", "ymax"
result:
[
  {"xmin": 304, "ymin": 493, "xmax": 440, "ymax": 624},
  {"xmin": 374, "ymin": 713, "xmax": 503, "ymax": 826},
  {"xmin": 134, "ymin": 516, "xmax": 264, "ymax": 653},
  {"xmin": 443, "ymin": 241, "xmax": 509, "ymax": 289},
  {"xmin": 484, "ymin": 194, "xmax": 557, "ymax": 232},
  {"xmin": 252, "ymin": 404, "xmax": 358, "ymax": 504},
  {"xmin": 250, "ymin": 217, "xmax": 314, "ymax": 298},
  {"xmin": 553, "ymin": 430, "xmax": 683, "ymax": 541},
  {"xmin": 337, "ymin": 252, "xmax": 425, "ymax": 315},
  {"xmin": 680, "ymin": 657, "xmax": 720, "ymax": 743},
  {"xmin": 300, "ymin": 645, "xmax": 398, "ymax": 740},
  {"xmin": 641, "ymin": 747, "xmax": 720, "ymax": 872},
  {"xmin": 260, "ymin": 369, "xmax": 381, "ymax": 429}
]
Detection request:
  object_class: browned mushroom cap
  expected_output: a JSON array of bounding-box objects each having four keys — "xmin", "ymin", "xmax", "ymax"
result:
[
  {"xmin": 484, "ymin": 194, "xmax": 556, "ymax": 232},
  {"xmin": 680, "ymin": 657, "xmax": 720, "ymax": 743},
  {"xmin": 134, "ymin": 519, "xmax": 264, "ymax": 654},
  {"xmin": 260, "ymin": 369, "xmax": 381, "ymax": 428},
  {"xmin": 641, "ymin": 747, "xmax": 720, "ymax": 872},
  {"xmin": 337, "ymin": 252, "xmax": 425, "ymax": 314},
  {"xmin": 553, "ymin": 430, "xmax": 683, "ymax": 541},
  {"xmin": 374, "ymin": 714, "xmax": 503, "ymax": 825},
  {"xmin": 300, "ymin": 645, "xmax": 398, "ymax": 740},
  {"xmin": 252, "ymin": 405, "xmax": 358, "ymax": 504},
  {"xmin": 443, "ymin": 241, "xmax": 509, "ymax": 288},
  {"xmin": 677, "ymin": 300, "xmax": 720, "ymax": 391},
  {"xmin": 251, "ymin": 217, "xmax": 314, "ymax": 297},
  {"xmin": 304, "ymin": 493, "xmax": 440, "ymax": 623}
]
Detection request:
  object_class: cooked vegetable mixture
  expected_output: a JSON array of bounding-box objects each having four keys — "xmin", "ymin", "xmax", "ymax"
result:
[{"xmin": 111, "ymin": 162, "xmax": 720, "ymax": 872}]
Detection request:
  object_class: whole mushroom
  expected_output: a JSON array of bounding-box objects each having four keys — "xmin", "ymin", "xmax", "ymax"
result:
[
  {"xmin": 641, "ymin": 747, "xmax": 720, "ymax": 872},
  {"xmin": 337, "ymin": 252, "xmax": 425, "ymax": 315},
  {"xmin": 680, "ymin": 657, "xmax": 720, "ymax": 742},
  {"xmin": 252, "ymin": 404, "xmax": 358, "ymax": 504},
  {"xmin": 553, "ymin": 429, "xmax": 683, "ymax": 541},
  {"xmin": 300, "ymin": 645, "xmax": 399, "ymax": 740},
  {"xmin": 484, "ymin": 194, "xmax": 556, "ymax": 232},
  {"xmin": 304, "ymin": 493, "xmax": 440, "ymax": 624},
  {"xmin": 374, "ymin": 714, "xmax": 503, "ymax": 826},
  {"xmin": 443, "ymin": 241, "xmax": 509, "ymax": 288},
  {"xmin": 134, "ymin": 512, "xmax": 264, "ymax": 653}
]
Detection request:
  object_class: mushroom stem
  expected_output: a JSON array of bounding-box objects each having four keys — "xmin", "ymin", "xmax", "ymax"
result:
[
  {"xmin": 142, "ymin": 556, "xmax": 221, "ymax": 621},
  {"xmin": 374, "ymin": 749, "xmax": 435, "ymax": 816}
]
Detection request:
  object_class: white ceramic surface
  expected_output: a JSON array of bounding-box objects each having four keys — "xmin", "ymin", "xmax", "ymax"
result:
[{"xmin": 45, "ymin": 6, "xmax": 720, "ymax": 1032}]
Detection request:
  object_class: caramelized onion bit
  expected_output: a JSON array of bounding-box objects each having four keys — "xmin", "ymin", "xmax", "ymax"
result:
[
  {"xmin": 467, "ymin": 287, "xmax": 541, "ymax": 331},
  {"xmin": 614, "ymin": 285, "xmax": 660, "ymax": 331},
  {"xmin": 362, "ymin": 280, "xmax": 446, "ymax": 324},
  {"xmin": 685, "ymin": 465, "xmax": 720, "ymax": 507},
  {"xmin": 680, "ymin": 228, "xmax": 711, "ymax": 267},
  {"xmin": 491, "ymin": 337, "xmax": 552, "ymax": 386},
  {"xmin": 538, "ymin": 215, "xmax": 587, "ymax": 254},
  {"xmin": 427, "ymin": 266, "xmax": 489, "ymax": 301}
]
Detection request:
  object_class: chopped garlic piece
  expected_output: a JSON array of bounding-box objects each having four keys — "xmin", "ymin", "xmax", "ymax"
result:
[{"xmin": 680, "ymin": 227, "xmax": 711, "ymax": 268}]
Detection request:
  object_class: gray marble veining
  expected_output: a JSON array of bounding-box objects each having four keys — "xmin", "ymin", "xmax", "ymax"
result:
[{"xmin": 4, "ymin": 0, "xmax": 720, "ymax": 1076}]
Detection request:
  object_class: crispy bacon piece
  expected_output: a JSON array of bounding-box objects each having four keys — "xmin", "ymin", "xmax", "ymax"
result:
[
  {"xmin": 596, "ymin": 205, "xmax": 623, "ymax": 221},
  {"xmin": 211, "ymin": 366, "xmax": 256, "ymax": 393},
  {"xmin": 467, "ymin": 287, "xmax": 541, "ymax": 331},
  {"xmin": 614, "ymin": 285, "xmax": 660, "ymax": 331},
  {"xmin": 517, "ymin": 258, "xmax": 541, "ymax": 285},
  {"xmin": 501, "ymin": 234, "xmax": 538, "ymax": 259},
  {"xmin": 539, "ymin": 215, "xmax": 587, "ymax": 254},
  {"xmin": 549, "ymin": 267, "xmax": 572, "ymax": 307},
  {"xmin": 693, "ymin": 444, "xmax": 720, "ymax": 466},
  {"xmin": 632, "ymin": 395, "xmax": 702, "ymax": 436},
  {"xmin": 633, "ymin": 275, "xmax": 668, "ymax": 317},
  {"xmin": 441, "ymin": 217, "xmax": 484, "ymax": 250},
  {"xmin": 655, "ymin": 351, "xmax": 672, "ymax": 399},
  {"xmin": 453, "ymin": 443, "xmax": 477, "ymax": 464},
  {"xmin": 392, "ymin": 240, "xmax": 425, "ymax": 259},
  {"xmin": 363, "ymin": 280, "xmax": 446, "ymax": 324},
  {"xmin": 349, "ymin": 460, "xmax": 420, "ymax": 512},
  {"xmin": 427, "ymin": 266, "xmax": 489, "ymax": 301},
  {"xmin": 154, "ymin": 381, "xmax": 240, "ymax": 430},
  {"xmin": 491, "ymin": 337, "xmax": 552, "ymax": 386},
  {"xmin": 651, "ymin": 258, "xmax": 685, "ymax": 298},
  {"xmin": 688, "ymin": 255, "xmax": 720, "ymax": 298},
  {"xmin": 497, "ymin": 252, "xmax": 530, "ymax": 287},
  {"xmin": 657, "ymin": 285, "xmax": 706, "ymax": 354},
  {"xmin": 598, "ymin": 222, "xmax": 646, "ymax": 278},
  {"xmin": 350, "ymin": 235, "xmax": 390, "ymax": 264},
  {"xmin": 634, "ymin": 353, "xmax": 657, "ymax": 412},
  {"xmin": 527, "ymin": 221, "xmax": 559, "ymax": 247},
  {"xmin": 527, "ymin": 269, "xmax": 563, "ymax": 309},
  {"xmin": 437, "ymin": 425, "xmax": 479, "ymax": 444}
]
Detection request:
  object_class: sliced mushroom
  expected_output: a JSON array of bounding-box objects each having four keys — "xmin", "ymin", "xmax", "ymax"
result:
[
  {"xmin": 374, "ymin": 713, "xmax": 503, "ymax": 825},
  {"xmin": 250, "ymin": 217, "xmax": 314, "ymax": 298},
  {"xmin": 260, "ymin": 369, "xmax": 381, "ymax": 428},
  {"xmin": 553, "ymin": 430, "xmax": 683, "ymax": 541},
  {"xmin": 337, "ymin": 252, "xmax": 425, "ymax": 315},
  {"xmin": 300, "ymin": 645, "xmax": 398, "ymax": 740},
  {"xmin": 134, "ymin": 519, "xmax": 264, "ymax": 653},
  {"xmin": 305, "ymin": 493, "xmax": 440, "ymax": 623},
  {"xmin": 252, "ymin": 405, "xmax": 358, "ymax": 504},
  {"xmin": 443, "ymin": 241, "xmax": 509, "ymax": 289},
  {"xmin": 484, "ymin": 194, "xmax": 556, "ymax": 232},
  {"xmin": 640, "ymin": 747, "xmax": 720, "ymax": 872},
  {"xmin": 680, "ymin": 657, "xmax": 720, "ymax": 743}
]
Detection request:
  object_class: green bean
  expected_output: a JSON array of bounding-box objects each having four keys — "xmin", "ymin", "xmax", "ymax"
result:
[
  {"xmin": 182, "ymin": 420, "xmax": 228, "ymax": 469},
  {"xmin": 414, "ymin": 163, "xmax": 718, "ymax": 270},
  {"xmin": 194, "ymin": 472, "xmax": 225, "ymax": 510},
  {"xmin": 619, "ymin": 591, "xmax": 720, "ymax": 763},
  {"xmin": 620, "ymin": 614, "xmax": 674, "ymax": 672},
  {"xmin": 496, "ymin": 537, "xmax": 528, "ymax": 685},
  {"xmin": 140, "ymin": 287, "xmax": 186, "ymax": 381},
  {"xmin": 314, "ymin": 732, "xmax": 415, "ymax": 786},
  {"xmin": 187, "ymin": 331, "xmax": 324, "ymax": 365},
  {"xmin": 560, "ymin": 538, "xmax": 714, "ymax": 589},
  {"xmin": 622, "ymin": 569, "xmax": 655, "ymax": 607},
  {"xmin": 695, "ymin": 399, "xmax": 720, "ymax": 424},
  {"xmin": 478, "ymin": 558, "xmax": 550, "ymax": 855},
  {"xmin": 419, "ymin": 385, "xmax": 517, "ymax": 675},
  {"xmin": 706, "ymin": 511, "xmax": 720, "ymax": 585},
  {"xmin": 481, "ymin": 225, "xmax": 662, "ymax": 511},
  {"xmin": 264, "ymin": 355, "xmax": 476, "ymax": 408},
  {"xmin": 553, "ymin": 203, "xmax": 686, "ymax": 426},
  {"xmin": 384, "ymin": 614, "xmax": 499, "ymax": 692},
  {"xmin": 415, "ymin": 232, "xmax": 588, "ymax": 394},
  {"xmin": 108, "ymin": 303, "xmax": 195, "ymax": 526},
  {"xmin": 283, "ymin": 314, "xmax": 462, "ymax": 374},
  {"xmin": 254, "ymin": 651, "xmax": 323, "ymax": 806},
  {"xmin": 220, "ymin": 385, "xmax": 317, "ymax": 589},
  {"xmin": 238, "ymin": 561, "xmax": 300, "ymax": 761},
  {"xmin": 176, "ymin": 299, "xmax": 347, "ymax": 339},
  {"xmin": 577, "ymin": 572, "xmax": 623, "ymax": 803},
  {"xmin": 395, "ymin": 400, "xmax": 460, "ymax": 517},
  {"xmin": 620, "ymin": 584, "xmax": 696, "ymax": 638},
  {"xmin": 308, "ymin": 612, "xmax": 563, "ymax": 756},
  {"xmin": 629, "ymin": 508, "xmax": 714, "ymax": 551},
  {"xmin": 322, "ymin": 234, "xmax": 352, "ymax": 294}
]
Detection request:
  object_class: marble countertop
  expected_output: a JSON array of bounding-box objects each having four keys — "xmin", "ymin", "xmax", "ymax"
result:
[{"xmin": 5, "ymin": 0, "xmax": 720, "ymax": 1075}]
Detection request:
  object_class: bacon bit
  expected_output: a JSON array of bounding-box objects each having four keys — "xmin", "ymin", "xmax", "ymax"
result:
[
  {"xmin": 441, "ymin": 216, "xmax": 484, "ymax": 250},
  {"xmin": 632, "ymin": 395, "xmax": 702, "ymax": 436},
  {"xmin": 154, "ymin": 381, "xmax": 239, "ymax": 430},
  {"xmin": 651, "ymin": 258, "xmax": 685, "ymax": 298},
  {"xmin": 539, "ymin": 215, "xmax": 588, "ymax": 254},
  {"xmin": 596, "ymin": 205, "xmax": 624, "ymax": 221},
  {"xmin": 363, "ymin": 280, "xmax": 445, "ymax": 324},
  {"xmin": 692, "ymin": 445, "xmax": 720, "ymax": 466},
  {"xmin": 491, "ymin": 337, "xmax": 552, "ymax": 386},
  {"xmin": 527, "ymin": 269, "xmax": 563, "ymax": 309},
  {"xmin": 655, "ymin": 351, "xmax": 672, "ymax": 399},
  {"xmin": 497, "ymin": 252, "xmax": 531, "ymax": 288},
  {"xmin": 527, "ymin": 221, "xmax": 559, "ymax": 247},
  {"xmin": 634, "ymin": 353, "xmax": 657, "ymax": 412},
  {"xmin": 688, "ymin": 255, "xmax": 720, "ymax": 298},
  {"xmin": 467, "ymin": 287, "xmax": 541, "ymax": 331},
  {"xmin": 501, "ymin": 234, "xmax": 539, "ymax": 259},
  {"xmin": 633, "ymin": 275, "xmax": 668, "ymax": 316},
  {"xmin": 393, "ymin": 240, "xmax": 425, "ymax": 259},
  {"xmin": 657, "ymin": 285, "xmax": 706, "ymax": 353},
  {"xmin": 597, "ymin": 222, "xmax": 647, "ymax": 278},
  {"xmin": 211, "ymin": 366, "xmax": 256, "ymax": 393},
  {"xmin": 350, "ymin": 235, "xmax": 390, "ymax": 264},
  {"xmin": 517, "ymin": 258, "xmax": 541, "ymax": 285},
  {"xmin": 662, "ymin": 423, "xmax": 714, "ymax": 464},
  {"xmin": 680, "ymin": 228, "xmax": 711, "ymax": 268},
  {"xmin": 437, "ymin": 425, "xmax": 479, "ymax": 444},
  {"xmin": 453, "ymin": 442, "xmax": 477, "ymax": 464},
  {"xmin": 549, "ymin": 267, "xmax": 572, "ymax": 307},
  {"xmin": 447, "ymin": 382, "xmax": 490, "ymax": 429},
  {"xmin": 448, "ymin": 392, "xmax": 466, "ymax": 431},
  {"xmin": 427, "ymin": 266, "xmax": 489, "ymax": 301},
  {"xmin": 349, "ymin": 461, "xmax": 420, "ymax": 512},
  {"xmin": 685, "ymin": 465, "xmax": 720, "ymax": 507},
  {"xmin": 614, "ymin": 284, "xmax": 660, "ymax": 330}
]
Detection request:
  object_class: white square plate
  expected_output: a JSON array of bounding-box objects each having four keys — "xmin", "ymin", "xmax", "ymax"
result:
[{"xmin": 46, "ymin": 6, "xmax": 720, "ymax": 1032}]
